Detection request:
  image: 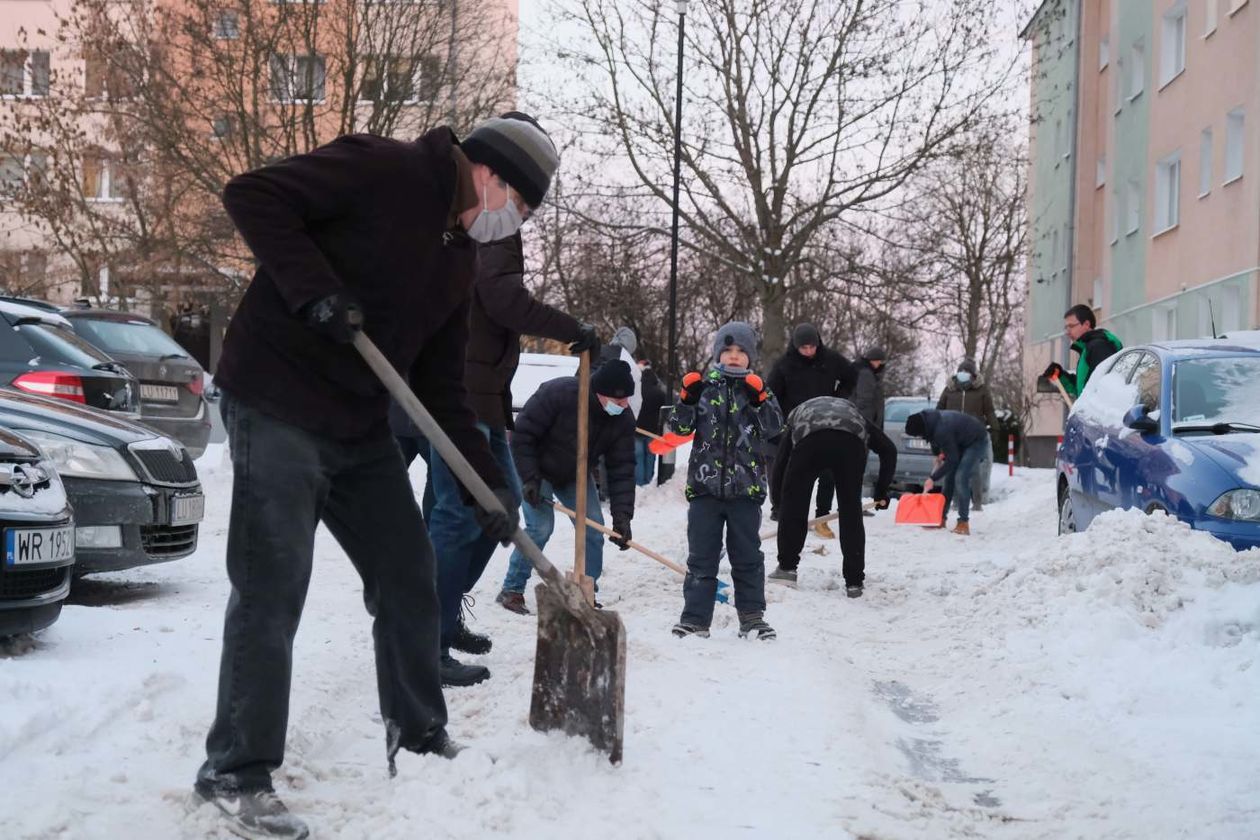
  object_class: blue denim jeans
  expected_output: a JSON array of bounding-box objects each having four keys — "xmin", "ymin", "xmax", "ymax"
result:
[
  {"xmin": 943, "ymin": 438, "xmax": 990, "ymax": 523},
  {"xmin": 427, "ymin": 423, "xmax": 521, "ymax": 651},
  {"xmin": 501, "ymin": 478, "xmax": 604, "ymax": 593},
  {"xmin": 634, "ymin": 437, "xmax": 655, "ymax": 486},
  {"xmin": 396, "ymin": 435, "xmax": 435, "ymax": 523},
  {"xmin": 199, "ymin": 393, "xmax": 446, "ymax": 793}
]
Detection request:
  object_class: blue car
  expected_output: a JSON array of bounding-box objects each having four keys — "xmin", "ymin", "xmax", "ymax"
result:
[{"xmin": 1057, "ymin": 339, "xmax": 1260, "ymax": 550}]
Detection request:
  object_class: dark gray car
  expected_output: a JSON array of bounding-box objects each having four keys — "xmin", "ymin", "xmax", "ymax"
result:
[
  {"xmin": 864, "ymin": 397, "xmax": 937, "ymax": 495},
  {"xmin": 0, "ymin": 426, "xmax": 75, "ymax": 636},
  {"xmin": 60, "ymin": 309, "xmax": 212, "ymax": 458}
]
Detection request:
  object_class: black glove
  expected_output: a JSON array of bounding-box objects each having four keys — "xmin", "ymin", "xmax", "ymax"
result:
[
  {"xmin": 473, "ymin": 486, "xmax": 519, "ymax": 546},
  {"xmin": 521, "ymin": 479, "xmax": 542, "ymax": 508},
  {"xmin": 568, "ymin": 323, "xmax": 601, "ymax": 355},
  {"xmin": 679, "ymin": 371, "xmax": 704, "ymax": 406},
  {"xmin": 1042, "ymin": 362, "xmax": 1065, "ymax": 380},
  {"xmin": 609, "ymin": 515, "xmax": 632, "ymax": 550},
  {"xmin": 303, "ymin": 291, "xmax": 364, "ymax": 344},
  {"xmin": 873, "ymin": 497, "xmax": 890, "ymax": 511}
]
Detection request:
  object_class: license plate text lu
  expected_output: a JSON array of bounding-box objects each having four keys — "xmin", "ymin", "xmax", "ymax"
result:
[
  {"xmin": 172, "ymin": 494, "xmax": 205, "ymax": 525},
  {"xmin": 5, "ymin": 526, "xmax": 74, "ymax": 565}
]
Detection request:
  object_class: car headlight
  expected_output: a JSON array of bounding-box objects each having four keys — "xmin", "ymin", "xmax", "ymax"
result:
[
  {"xmin": 15, "ymin": 430, "xmax": 138, "ymax": 481},
  {"xmin": 1207, "ymin": 489, "xmax": 1260, "ymax": 522}
]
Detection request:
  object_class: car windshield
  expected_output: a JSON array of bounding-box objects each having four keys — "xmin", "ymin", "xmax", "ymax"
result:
[
  {"xmin": 1171, "ymin": 356, "xmax": 1260, "ymax": 429},
  {"xmin": 17, "ymin": 323, "xmax": 115, "ymax": 367},
  {"xmin": 72, "ymin": 318, "xmax": 189, "ymax": 358},
  {"xmin": 885, "ymin": 400, "xmax": 933, "ymax": 423}
]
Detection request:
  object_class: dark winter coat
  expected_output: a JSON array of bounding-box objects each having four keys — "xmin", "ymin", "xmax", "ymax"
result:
[
  {"xmin": 638, "ymin": 367, "xmax": 669, "ymax": 436},
  {"xmin": 669, "ymin": 367, "xmax": 784, "ymax": 502},
  {"xmin": 936, "ymin": 375, "xmax": 998, "ymax": 429},
  {"xmin": 1061, "ymin": 328, "xmax": 1123, "ymax": 398},
  {"xmin": 916, "ymin": 410, "xmax": 988, "ymax": 482},
  {"xmin": 851, "ymin": 361, "xmax": 886, "ymax": 427},
  {"xmin": 462, "ymin": 233, "xmax": 583, "ymax": 430},
  {"xmin": 215, "ymin": 129, "xmax": 502, "ymax": 485},
  {"xmin": 511, "ymin": 376, "xmax": 636, "ymax": 519},
  {"xmin": 766, "ymin": 341, "xmax": 858, "ymax": 416}
]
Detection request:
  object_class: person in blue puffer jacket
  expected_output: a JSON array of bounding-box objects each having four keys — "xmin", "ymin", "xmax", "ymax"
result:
[{"xmin": 668, "ymin": 321, "xmax": 783, "ymax": 641}]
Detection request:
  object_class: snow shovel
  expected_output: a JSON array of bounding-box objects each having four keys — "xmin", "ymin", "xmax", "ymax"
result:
[
  {"xmin": 1049, "ymin": 371, "xmax": 1075, "ymax": 408},
  {"xmin": 647, "ymin": 431, "xmax": 694, "ymax": 456},
  {"xmin": 758, "ymin": 503, "xmax": 876, "ymax": 542},
  {"xmin": 573, "ymin": 352, "xmax": 596, "ymax": 605},
  {"xmin": 353, "ymin": 333, "xmax": 625, "ymax": 764},
  {"xmin": 894, "ymin": 493, "xmax": 946, "ymax": 526},
  {"xmin": 550, "ymin": 500, "xmax": 731, "ymax": 604}
]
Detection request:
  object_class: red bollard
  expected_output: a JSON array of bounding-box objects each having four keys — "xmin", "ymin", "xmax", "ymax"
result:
[{"xmin": 1007, "ymin": 434, "xmax": 1015, "ymax": 476}]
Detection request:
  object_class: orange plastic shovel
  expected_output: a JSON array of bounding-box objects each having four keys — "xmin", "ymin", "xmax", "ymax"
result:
[
  {"xmin": 894, "ymin": 493, "xmax": 946, "ymax": 526},
  {"xmin": 647, "ymin": 431, "xmax": 694, "ymax": 456}
]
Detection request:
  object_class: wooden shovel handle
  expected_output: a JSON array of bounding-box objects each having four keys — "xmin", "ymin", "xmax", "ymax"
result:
[
  {"xmin": 573, "ymin": 352, "xmax": 593, "ymax": 602},
  {"xmin": 1050, "ymin": 371, "xmax": 1075, "ymax": 407},
  {"xmin": 759, "ymin": 502, "xmax": 876, "ymax": 542},
  {"xmin": 551, "ymin": 500, "xmax": 688, "ymax": 577}
]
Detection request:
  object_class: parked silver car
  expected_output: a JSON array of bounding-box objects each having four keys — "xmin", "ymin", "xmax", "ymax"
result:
[{"xmin": 864, "ymin": 397, "xmax": 936, "ymax": 496}]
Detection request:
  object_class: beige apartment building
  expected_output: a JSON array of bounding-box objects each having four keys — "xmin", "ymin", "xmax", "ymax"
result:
[
  {"xmin": 1022, "ymin": 0, "xmax": 1260, "ymax": 465},
  {"xmin": 0, "ymin": 0, "xmax": 518, "ymax": 316}
]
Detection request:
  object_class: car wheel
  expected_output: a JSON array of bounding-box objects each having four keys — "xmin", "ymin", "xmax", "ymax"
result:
[{"xmin": 1058, "ymin": 491, "xmax": 1078, "ymax": 535}]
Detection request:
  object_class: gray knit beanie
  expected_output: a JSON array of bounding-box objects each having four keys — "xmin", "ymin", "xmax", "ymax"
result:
[
  {"xmin": 712, "ymin": 321, "xmax": 760, "ymax": 368},
  {"xmin": 611, "ymin": 326, "xmax": 638, "ymax": 356},
  {"xmin": 462, "ymin": 111, "xmax": 560, "ymax": 208}
]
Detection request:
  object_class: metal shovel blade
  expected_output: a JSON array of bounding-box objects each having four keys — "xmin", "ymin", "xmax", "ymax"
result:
[
  {"xmin": 530, "ymin": 580, "xmax": 626, "ymax": 764},
  {"xmin": 351, "ymin": 333, "xmax": 627, "ymax": 764}
]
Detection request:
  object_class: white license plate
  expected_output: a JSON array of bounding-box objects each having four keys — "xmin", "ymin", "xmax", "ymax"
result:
[
  {"xmin": 906, "ymin": 438, "xmax": 931, "ymax": 450},
  {"xmin": 5, "ymin": 526, "xmax": 74, "ymax": 566},
  {"xmin": 142, "ymin": 384, "xmax": 181, "ymax": 403},
  {"xmin": 172, "ymin": 494, "xmax": 205, "ymax": 525}
]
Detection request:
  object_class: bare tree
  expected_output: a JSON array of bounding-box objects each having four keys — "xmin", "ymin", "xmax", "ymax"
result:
[
  {"xmin": 537, "ymin": 0, "xmax": 1015, "ymax": 372},
  {"xmin": 1, "ymin": 0, "xmax": 515, "ymax": 314}
]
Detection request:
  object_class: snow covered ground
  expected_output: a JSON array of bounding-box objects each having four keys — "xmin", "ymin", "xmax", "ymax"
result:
[{"xmin": 2, "ymin": 444, "xmax": 1258, "ymax": 839}]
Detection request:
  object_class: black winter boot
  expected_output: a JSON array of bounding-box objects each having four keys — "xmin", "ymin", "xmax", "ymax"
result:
[
  {"xmin": 450, "ymin": 597, "xmax": 492, "ymax": 655},
  {"xmin": 440, "ymin": 653, "xmax": 490, "ymax": 687},
  {"xmin": 193, "ymin": 784, "xmax": 309, "ymax": 839},
  {"xmin": 737, "ymin": 612, "xmax": 777, "ymax": 640}
]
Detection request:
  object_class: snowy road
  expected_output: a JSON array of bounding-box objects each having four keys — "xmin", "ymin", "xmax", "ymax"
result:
[{"xmin": 2, "ymin": 445, "xmax": 1258, "ymax": 839}]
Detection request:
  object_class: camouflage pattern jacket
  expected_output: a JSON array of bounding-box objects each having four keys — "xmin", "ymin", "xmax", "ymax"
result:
[
  {"xmin": 785, "ymin": 396, "xmax": 868, "ymax": 446},
  {"xmin": 669, "ymin": 367, "xmax": 784, "ymax": 502}
]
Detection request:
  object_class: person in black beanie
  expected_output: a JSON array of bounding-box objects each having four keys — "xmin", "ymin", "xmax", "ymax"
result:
[
  {"xmin": 766, "ymin": 322, "xmax": 857, "ymax": 531},
  {"xmin": 496, "ymin": 360, "xmax": 638, "ymax": 610},
  {"xmin": 195, "ymin": 110, "xmax": 560, "ymax": 838}
]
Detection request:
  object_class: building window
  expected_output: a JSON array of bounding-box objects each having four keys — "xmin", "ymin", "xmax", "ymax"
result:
[
  {"xmin": 82, "ymin": 155, "xmax": 125, "ymax": 202},
  {"xmin": 1159, "ymin": 3, "xmax": 1186, "ymax": 87},
  {"xmin": 1199, "ymin": 127, "xmax": 1213, "ymax": 196},
  {"xmin": 213, "ymin": 11, "xmax": 240, "ymax": 39},
  {"xmin": 359, "ymin": 55, "xmax": 439, "ymax": 104},
  {"xmin": 1205, "ymin": 0, "xmax": 1219, "ymax": 35},
  {"xmin": 0, "ymin": 151, "xmax": 47, "ymax": 197},
  {"xmin": 211, "ymin": 115, "xmax": 236, "ymax": 141},
  {"xmin": 1126, "ymin": 180, "xmax": 1141, "ymax": 234},
  {"xmin": 0, "ymin": 49, "xmax": 50, "ymax": 97},
  {"xmin": 1154, "ymin": 152, "xmax": 1181, "ymax": 232},
  {"xmin": 84, "ymin": 55, "xmax": 136, "ymax": 100},
  {"xmin": 270, "ymin": 54, "xmax": 326, "ymax": 103},
  {"xmin": 1096, "ymin": 155, "xmax": 1107, "ymax": 187},
  {"xmin": 1224, "ymin": 108, "xmax": 1245, "ymax": 183},
  {"xmin": 1099, "ymin": 34, "xmax": 1110, "ymax": 70},
  {"xmin": 1129, "ymin": 41, "xmax": 1145, "ymax": 99}
]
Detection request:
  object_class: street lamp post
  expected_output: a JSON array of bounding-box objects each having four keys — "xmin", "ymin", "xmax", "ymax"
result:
[{"xmin": 665, "ymin": 0, "xmax": 687, "ymax": 394}]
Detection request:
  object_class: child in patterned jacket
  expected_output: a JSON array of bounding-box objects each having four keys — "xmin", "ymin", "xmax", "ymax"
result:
[{"xmin": 669, "ymin": 321, "xmax": 783, "ymax": 640}]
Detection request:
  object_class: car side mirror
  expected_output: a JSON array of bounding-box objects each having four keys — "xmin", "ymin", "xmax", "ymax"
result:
[{"xmin": 1123, "ymin": 405, "xmax": 1158, "ymax": 433}]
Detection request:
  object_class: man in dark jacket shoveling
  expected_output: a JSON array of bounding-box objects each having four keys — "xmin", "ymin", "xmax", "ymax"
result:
[
  {"xmin": 193, "ymin": 115, "xmax": 558, "ymax": 839},
  {"xmin": 904, "ymin": 410, "xmax": 989, "ymax": 535},
  {"xmin": 766, "ymin": 323, "xmax": 857, "ymax": 531},
  {"xmin": 497, "ymin": 360, "xmax": 638, "ymax": 610},
  {"xmin": 403, "ymin": 224, "xmax": 599, "ymax": 688},
  {"xmin": 769, "ymin": 395, "xmax": 896, "ymax": 598}
]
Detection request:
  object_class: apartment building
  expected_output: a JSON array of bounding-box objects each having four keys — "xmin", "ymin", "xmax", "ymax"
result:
[
  {"xmin": 0, "ymin": 0, "xmax": 518, "ymax": 311},
  {"xmin": 1022, "ymin": 0, "xmax": 1259, "ymax": 465}
]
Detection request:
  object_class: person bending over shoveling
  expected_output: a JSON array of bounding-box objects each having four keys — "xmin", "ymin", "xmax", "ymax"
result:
[
  {"xmin": 496, "ymin": 360, "xmax": 637, "ymax": 611},
  {"xmin": 670, "ymin": 322, "xmax": 783, "ymax": 641},
  {"xmin": 904, "ymin": 409, "xmax": 989, "ymax": 536},
  {"xmin": 767, "ymin": 394, "xmax": 896, "ymax": 598},
  {"xmin": 191, "ymin": 115, "xmax": 557, "ymax": 839}
]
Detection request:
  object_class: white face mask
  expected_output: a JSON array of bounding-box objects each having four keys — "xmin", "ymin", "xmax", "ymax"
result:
[
  {"xmin": 603, "ymin": 401, "xmax": 626, "ymax": 416},
  {"xmin": 956, "ymin": 371, "xmax": 973, "ymax": 384},
  {"xmin": 466, "ymin": 180, "xmax": 525, "ymax": 243}
]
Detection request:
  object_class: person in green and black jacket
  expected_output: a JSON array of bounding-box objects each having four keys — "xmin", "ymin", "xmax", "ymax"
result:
[{"xmin": 1043, "ymin": 304, "xmax": 1123, "ymax": 399}]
